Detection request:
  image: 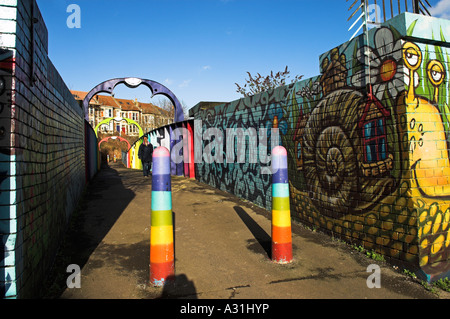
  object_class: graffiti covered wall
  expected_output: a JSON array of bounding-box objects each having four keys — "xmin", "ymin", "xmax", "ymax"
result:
[
  {"xmin": 190, "ymin": 13, "xmax": 450, "ymax": 282},
  {"xmin": 0, "ymin": 46, "xmax": 15, "ymax": 298},
  {"xmin": 290, "ymin": 12, "xmax": 450, "ymax": 282},
  {"xmin": 0, "ymin": 0, "xmax": 87, "ymax": 298},
  {"xmin": 191, "ymin": 94, "xmax": 286, "ymax": 210}
]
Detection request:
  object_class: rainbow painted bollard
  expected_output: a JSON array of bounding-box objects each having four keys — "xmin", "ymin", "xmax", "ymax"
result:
[
  {"xmin": 150, "ymin": 146, "xmax": 174, "ymax": 286},
  {"xmin": 271, "ymin": 146, "xmax": 293, "ymax": 264}
]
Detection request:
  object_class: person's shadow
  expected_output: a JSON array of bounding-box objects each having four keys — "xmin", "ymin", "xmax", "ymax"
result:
[{"xmin": 158, "ymin": 274, "xmax": 198, "ymax": 299}]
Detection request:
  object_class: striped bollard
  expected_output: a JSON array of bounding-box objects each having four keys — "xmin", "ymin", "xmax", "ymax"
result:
[
  {"xmin": 150, "ymin": 146, "xmax": 174, "ymax": 286},
  {"xmin": 271, "ymin": 146, "xmax": 293, "ymax": 264}
]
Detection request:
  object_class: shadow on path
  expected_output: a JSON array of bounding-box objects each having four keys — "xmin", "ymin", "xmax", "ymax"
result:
[
  {"xmin": 233, "ymin": 206, "xmax": 271, "ymax": 259},
  {"xmin": 157, "ymin": 274, "xmax": 198, "ymax": 299},
  {"xmin": 42, "ymin": 162, "xmax": 135, "ymax": 298}
]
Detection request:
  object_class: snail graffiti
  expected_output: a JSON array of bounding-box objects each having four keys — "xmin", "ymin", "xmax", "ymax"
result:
[
  {"xmin": 283, "ymin": 22, "xmax": 450, "ymax": 280},
  {"xmin": 192, "ymin": 14, "xmax": 450, "ymax": 281}
]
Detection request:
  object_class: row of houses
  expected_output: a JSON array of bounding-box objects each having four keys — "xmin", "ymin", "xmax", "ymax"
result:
[{"xmin": 71, "ymin": 90, "xmax": 173, "ymax": 137}]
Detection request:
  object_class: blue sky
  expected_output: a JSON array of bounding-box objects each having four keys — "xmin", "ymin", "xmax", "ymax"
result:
[{"xmin": 35, "ymin": 0, "xmax": 450, "ymax": 110}]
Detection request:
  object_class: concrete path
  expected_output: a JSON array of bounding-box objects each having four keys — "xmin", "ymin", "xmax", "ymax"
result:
[{"xmin": 42, "ymin": 162, "xmax": 449, "ymax": 300}]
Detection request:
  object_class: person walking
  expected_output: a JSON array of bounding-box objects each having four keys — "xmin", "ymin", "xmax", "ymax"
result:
[{"xmin": 138, "ymin": 136, "xmax": 153, "ymax": 177}]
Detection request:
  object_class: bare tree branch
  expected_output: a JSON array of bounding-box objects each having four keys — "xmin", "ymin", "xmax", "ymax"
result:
[{"xmin": 235, "ymin": 66, "xmax": 303, "ymax": 97}]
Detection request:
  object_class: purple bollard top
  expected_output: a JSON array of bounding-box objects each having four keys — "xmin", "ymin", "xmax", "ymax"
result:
[
  {"xmin": 153, "ymin": 146, "xmax": 170, "ymax": 158},
  {"xmin": 271, "ymin": 146, "xmax": 288, "ymax": 184},
  {"xmin": 272, "ymin": 146, "xmax": 287, "ymax": 156}
]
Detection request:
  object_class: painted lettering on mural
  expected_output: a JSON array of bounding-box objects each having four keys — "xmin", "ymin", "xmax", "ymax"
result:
[{"xmin": 194, "ymin": 90, "xmax": 290, "ymax": 209}]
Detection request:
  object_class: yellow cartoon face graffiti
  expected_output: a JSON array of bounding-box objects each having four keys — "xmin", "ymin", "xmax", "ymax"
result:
[{"xmin": 401, "ymin": 42, "xmax": 450, "ymax": 198}]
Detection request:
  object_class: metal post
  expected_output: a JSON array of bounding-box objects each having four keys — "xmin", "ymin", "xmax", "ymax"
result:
[
  {"xmin": 413, "ymin": 0, "xmax": 419, "ymax": 13},
  {"xmin": 149, "ymin": 146, "xmax": 174, "ymax": 286},
  {"xmin": 271, "ymin": 146, "xmax": 293, "ymax": 264}
]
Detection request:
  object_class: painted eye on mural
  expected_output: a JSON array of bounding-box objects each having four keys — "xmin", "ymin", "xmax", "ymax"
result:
[
  {"xmin": 405, "ymin": 51, "xmax": 419, "ymax": 67},
  {"xmin": 403, "ymin": 42, "xmax": 422, "ymax": 71},
  {"xmin": 431, "ymin": 70, "xmax": 443, "ymax": 82},
  {"xmin": 427, "ymin": 60, "xmax": 445, "ymax": 87}
]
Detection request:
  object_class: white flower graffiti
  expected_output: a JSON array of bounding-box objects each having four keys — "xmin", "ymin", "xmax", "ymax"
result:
[{"xmin": 351, "ymin": 27, "xmax": 417, "ymax": 102}]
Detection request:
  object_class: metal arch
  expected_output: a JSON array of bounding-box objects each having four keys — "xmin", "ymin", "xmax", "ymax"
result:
[
  {"xmin": 82, "ymin": 77, "xmax": 184, "ymax": 123},
  {"xmin": 94, "ymin": 117, "xmax": 144, "ymax": 137},
  {"xmin": 98, "ymin": 136, "xmax": 131, "ymax": 150}
]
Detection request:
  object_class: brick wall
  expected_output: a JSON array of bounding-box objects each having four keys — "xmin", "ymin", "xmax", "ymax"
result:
[
  {"xmin": 190, "ymin": 13, "xmax": 450, "ymax": 282},
  {"xmin": 0, "ymin": 0, "xmax": 86, "ymax": 298}
]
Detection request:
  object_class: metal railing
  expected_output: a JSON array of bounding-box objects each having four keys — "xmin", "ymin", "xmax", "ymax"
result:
[
  {"xmin": 347, "ymin": 0, "xmax": 432, "ymax": 40},
  {"xmin": 348, "ymin": 0, "xmax": 432, "ymax": 26}
]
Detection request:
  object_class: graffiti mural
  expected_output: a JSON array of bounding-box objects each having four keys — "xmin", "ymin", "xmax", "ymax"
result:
[
  {"xmin": 281, "ymin": 16, "xmax": 450, "ymax": 281},
  {"xmin": 194, "ymin": 92, "xmax": 286, "ymax": 210},
  {"xmin": 189, "ymin": 13, "xmax": 450, "ymax": 282}
]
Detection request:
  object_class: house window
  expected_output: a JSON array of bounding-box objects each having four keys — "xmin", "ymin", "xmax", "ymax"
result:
[
  {"xmin": 129, "ymin": 125, "xmax": 137, "ymax": 133},
  {"xmin": 363, "ymin": 118, "xmax": 387, "ymax": 163}
]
